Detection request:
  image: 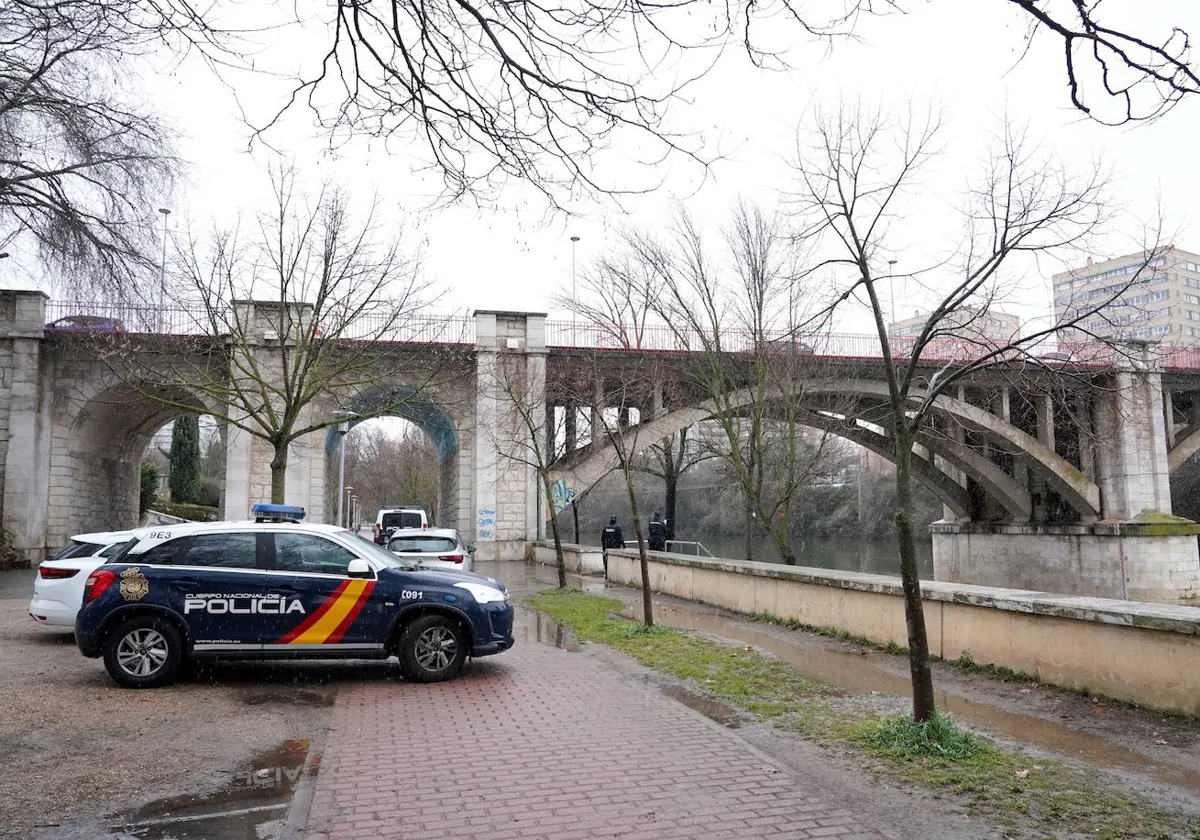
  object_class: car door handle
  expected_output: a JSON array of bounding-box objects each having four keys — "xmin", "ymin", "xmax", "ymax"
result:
[{"xmin": 270, "ymin": 585, "xmax": 298, "ymax": 594}]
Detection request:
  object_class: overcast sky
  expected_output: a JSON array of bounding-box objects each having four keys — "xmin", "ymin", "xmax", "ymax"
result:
[{"xmin": 74, "ymin": 2, "xmax": 1200, "ymax": 331}]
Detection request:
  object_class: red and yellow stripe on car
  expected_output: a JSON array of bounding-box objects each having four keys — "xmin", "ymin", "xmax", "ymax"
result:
[{"xmin": 277, "ymin": 579, "xmax": 375, "ymax": 645}]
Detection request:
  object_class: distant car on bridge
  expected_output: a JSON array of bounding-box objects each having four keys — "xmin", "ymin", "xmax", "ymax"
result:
[{"xmin": 44, "ymin": 315, "xmax": 125, "ymax": 334}]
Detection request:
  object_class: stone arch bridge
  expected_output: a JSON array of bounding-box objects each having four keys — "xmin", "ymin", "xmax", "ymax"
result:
[{"xmin": 3, "ymin": 291, "xmax": 1199, "ymax": 602}]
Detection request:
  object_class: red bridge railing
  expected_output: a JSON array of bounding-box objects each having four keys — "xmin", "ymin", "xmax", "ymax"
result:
[{"xmin": 40, "ymin": 302, "xmax": 1200, "ymax": 370}]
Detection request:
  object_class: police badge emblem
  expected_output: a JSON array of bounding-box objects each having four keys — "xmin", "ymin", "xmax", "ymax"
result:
[{"xmin": 119, "ymin": 567, "xmax": 150, "ymax": 601}]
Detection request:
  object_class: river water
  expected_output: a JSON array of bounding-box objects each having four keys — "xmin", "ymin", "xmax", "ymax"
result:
[{"xmin": 687, "ymin": 535, "xmax": 934, "ymax": 578}]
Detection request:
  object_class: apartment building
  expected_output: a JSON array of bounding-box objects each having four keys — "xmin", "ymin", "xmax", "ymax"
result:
[
  {"xmin": 1052, "ymin": 246, "xmax": 1200, "ymax": 345},
  {"xmin": 887, "ymin": 306, "xmax": 1021, "ymax": 342}
]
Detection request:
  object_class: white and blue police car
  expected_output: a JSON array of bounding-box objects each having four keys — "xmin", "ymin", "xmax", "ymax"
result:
[{"xmin": 74, "ymin": 505, "xmax": 514, "ymax": 688}]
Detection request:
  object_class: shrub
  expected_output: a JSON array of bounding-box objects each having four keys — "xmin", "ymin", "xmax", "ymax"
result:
[
  {"xmin": 153, "ymin": 501, "xmax": 220, "ymax": 522},
  {"xmin": 139, "ymin": 462, "xmax": 158, "ymax": 515}
]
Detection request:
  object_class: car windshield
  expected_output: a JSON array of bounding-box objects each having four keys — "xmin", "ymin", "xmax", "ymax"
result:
[
  {"xmin": 381, "ymin": 512, "xmax": 422, "ymax": 530},
  {"xmin": 50, "ymin": 540, "xmax": 106, "ymax": 560},
  {"xmin": 388, "ymin": 536, "xmax": 457, "ymax": 553},
  {"xmin": 341, "ymin": 530, "xmax": 420, "ymax": 570},
  {"xmin": 100, "ymin": 539, "xmax": 135, "ymax": 558}
]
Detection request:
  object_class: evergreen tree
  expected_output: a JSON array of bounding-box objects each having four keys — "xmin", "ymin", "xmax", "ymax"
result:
[
  {"xmin": 139, "ymin": 462, "xmax": 159, "ymax": 515},
  {"xmin": 168, "ymin": 414, "xmax": 201, "ymax": 504}
]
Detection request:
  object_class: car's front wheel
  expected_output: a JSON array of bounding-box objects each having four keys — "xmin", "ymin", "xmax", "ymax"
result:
[
  {"xmin": 102, "ymin": 616, "xmax": 184, "ymax": 688},
  {"xmin": 398, "ymin": 614, "xmax": 467, "ymax": 683}
]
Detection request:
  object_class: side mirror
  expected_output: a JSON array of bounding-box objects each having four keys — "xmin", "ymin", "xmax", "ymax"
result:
[
  {"xmin": 347, "ymin": 558, "xmax": 372, "ymax": 578},
  {"xmin": 467, "ymin": 543, "xmax": 477, "ymax": 555}
]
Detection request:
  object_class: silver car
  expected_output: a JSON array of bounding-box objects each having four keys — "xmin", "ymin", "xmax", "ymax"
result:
[{"xmin": 387, "ymin": 527, "xmax": 475, "ymax": 573}]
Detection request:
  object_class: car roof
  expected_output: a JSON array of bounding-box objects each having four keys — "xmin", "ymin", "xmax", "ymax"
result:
[
  {"xmin": 123, "ymin": 520, "xmax": 353, "ymax": 553},
  {"xmin": 69, "ymin": 530, "xmax": 136, "ymax": 544},
  {"xmin": 387, "ymin": 527, "xmax": 458, "ymax": 539}
]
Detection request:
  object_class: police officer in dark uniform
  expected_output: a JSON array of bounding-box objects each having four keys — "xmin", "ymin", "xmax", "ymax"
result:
[
  {"xmin": 600, "ymin": 516, "xmax": 624, "ymax": 577},
  {"xmin": 648, "ymin": 512, "xmax": 667, "ymax": 552},
  {"xmin": 600, "ymin": 517, "xmax": 624, "ymax": 550}
]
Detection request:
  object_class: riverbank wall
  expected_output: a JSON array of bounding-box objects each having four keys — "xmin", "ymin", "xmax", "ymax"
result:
[{"xmin": 589, "ymin": 547, "xmax": 1200, "ymax": 716}]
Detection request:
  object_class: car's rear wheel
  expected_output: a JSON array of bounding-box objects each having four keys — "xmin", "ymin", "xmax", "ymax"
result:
[
  {"xmin": 102, "ymin": 616, "xmax": 184, "ymax": 688},
  {"xmin": 398, "ymin": 614, "xmax": 467, "ymax": 683}
]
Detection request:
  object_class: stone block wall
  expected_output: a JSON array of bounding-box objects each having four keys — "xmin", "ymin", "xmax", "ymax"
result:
[{"xmin": 931, "ymin": 521, "xmax": 1200, "ymax": 605}]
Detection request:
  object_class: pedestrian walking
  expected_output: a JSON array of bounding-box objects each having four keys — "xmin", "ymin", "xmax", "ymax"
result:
[
  {"xmin": 600, "ymin": 516, "xmax": 624, "ymax": 576},
  {"xmin": 600, "ymin": 516, "xmax": 624, "ymax": 550},
  {"xmin": 648, "ymin": 511, "xmax": 667, "ymax": 552}
]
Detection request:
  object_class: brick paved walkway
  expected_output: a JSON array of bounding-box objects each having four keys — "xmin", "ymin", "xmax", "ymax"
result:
[{"xmin": 303, "ymin": 619, "xmax": 882, "ymax": 840}]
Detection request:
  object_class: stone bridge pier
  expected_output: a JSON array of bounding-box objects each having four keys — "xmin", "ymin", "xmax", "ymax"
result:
[{"xmin": 931, "ymin": 346, "xmax": 1198, "ymax": 604}]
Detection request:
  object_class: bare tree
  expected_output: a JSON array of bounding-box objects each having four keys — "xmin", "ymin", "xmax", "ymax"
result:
[
  {"xmin": 608, "ymin": 202, "xmax": 845, "ymax": 565},
  {"xmin": 99, "ymin": 167, "xmax": 467, "ymax": 503},
  {"xmin": 0, "ymin": 0, "xmax": 200, "ymax": 295},
  {"xmin": 592, "ymin": 359, "xmax": 662, "ymax": 626},
  {"xmin": 488, "ymin": 345, "xmax": 572, "ymax": 587},
  {"xmin": 344, "ymin": 423, "xmax": 440, "ymax": 520},
  {"xmin": 241, "ymin": 1, "xmax": 1200, "ymax": 202},
  {"xmin": 786, "ymin": 101, "xmax": 1162, "ymax": 721}
]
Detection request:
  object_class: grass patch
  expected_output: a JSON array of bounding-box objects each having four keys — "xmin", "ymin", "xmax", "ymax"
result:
[
  {"xmin": 746, "ymin": 610, "xmax": 909, "ymax": 655},
  {"xmin": 946, "ymin": 651, "xmax": 1033, "ymax": 683},
  {"xmin": 527, "ymin": 588, "xmax": 829, "ymax": 718},
  {"xmin": 854, "ymin": 712, "xmax": 992, "ymax": 761},
  {"xmin": 531, "ymin": 588, "xmax": 1200, "ymax": 840}
]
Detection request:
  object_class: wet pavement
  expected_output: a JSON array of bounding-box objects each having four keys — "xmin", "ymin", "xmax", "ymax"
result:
[
  {"xmin": 110, "ymin": 740, "xmax": 312, "ymax": 839},
  {"xmin": 6, "ymin": 558, "xmax": 1197, "ymax": 839}
]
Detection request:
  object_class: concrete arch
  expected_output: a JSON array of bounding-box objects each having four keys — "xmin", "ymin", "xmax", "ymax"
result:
[
  {"xmin": 552, "ymin": 379, "xmax": 1089, "ymax": 520},
  {"xmin": 797, "ymin": 411, "xmax": 972, "ymax": 517},
  {"xmin": 52, "ymin": 380, "xmax": 213, "ymax": 541},
  {"xmin": 796, "ymin": 398, "xmax": 1033, "ymax": 521},
  {"xmin": 1169, "ymin": 424, "xmax": 1200, "ymax": 472},
  {"xmin": 321, "ymin": 385, "xmax": 465, "ymax": 530}
]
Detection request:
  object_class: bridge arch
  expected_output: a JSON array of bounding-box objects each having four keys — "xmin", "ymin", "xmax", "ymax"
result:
[
  {"xmin": 322, "ymin": 385, "xmax": 464, "ymax": 529},
  {"xmin": 552, "ymin": 379, "xmax": 1096, "ymax": 522},
  {"xmin": 1169, "ymin": 423, "xmax": 1200, "ymax": 473},
  {"xmin": 52, "ymin": 378, "xmax": 214, "ymax": 541}
]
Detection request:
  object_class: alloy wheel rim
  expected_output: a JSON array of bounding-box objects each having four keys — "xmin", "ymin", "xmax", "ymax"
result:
[
  {"xmin": 414, "ymin": 626, "xmax": 457, "ymax": 672},
  {"xmin": 116, "ymin": 628, "xmax": 169, "ymax": 677}
]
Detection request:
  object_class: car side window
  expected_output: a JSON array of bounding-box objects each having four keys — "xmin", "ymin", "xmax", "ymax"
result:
[
  {"xmin": 178, "ymin": 533, "xmax": 257, "ymax": 569},
  {"xmin": 274, "ymin": 533, "xmax": 360, "ymax": 576},
  {"xmin": 133, "ymin": 539, "xmax": 183, "ymax": 565}
]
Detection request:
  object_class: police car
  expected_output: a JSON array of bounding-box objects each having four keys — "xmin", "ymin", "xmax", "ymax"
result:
[{"xmin": 74, "ymin": 505, "xmax": 515, "ymax": 688}]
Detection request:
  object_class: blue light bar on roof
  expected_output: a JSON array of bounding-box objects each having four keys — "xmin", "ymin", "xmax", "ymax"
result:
[{"xmin": 252, "ymin": 503, "xmax": 306, "ymax": 523}]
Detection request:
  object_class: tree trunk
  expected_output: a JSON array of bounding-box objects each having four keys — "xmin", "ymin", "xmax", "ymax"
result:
[
  {"xmin": 543, "ymin": 480, "xmax": 568, "ymax": 588},
  {"xmin": 893, "ymin": 432, "xmax": 937, "ymax": 722},
  {"xmin": 664, "ymin": 458, "xmax": 679, "ymax": 541},
  {"xmin": 743, "ymin": 505, "xmax": 754, "ymax": 562},
  {"xmin": 622, "ymin": 469, "xmax": 654, "ymax": 627},
  {"xmin": 270, "ymin": 441, "xmax": 288, "ymax": 505},
  {"xmin": 572, "ymin": 500, "xmax": 580, "ymax": 545}
]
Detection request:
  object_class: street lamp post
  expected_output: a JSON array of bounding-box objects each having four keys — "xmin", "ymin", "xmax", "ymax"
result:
[
  {"xmin": 344, "ymin": 486, "xmax": 354, "ymax": 528},
  {"xmin": 570, "ymin": 235, "xmax": 580, "ymax": 344},
  {"xmin": 333, "ymin": 410, "xmax": 358, "ymax": 527},
  {"xmin": 886, "ymin": 259, "xmax": 898, "ymax": 330},
  {"xmin": 157, "ymin": 208, "xmax": 171, "ymax": 332}
]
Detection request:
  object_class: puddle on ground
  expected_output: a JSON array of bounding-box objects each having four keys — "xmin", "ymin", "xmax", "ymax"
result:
[
  {"xmin": 663, "ymin": 685, "xmax": 743, "ymax": 728},
  {"xmin": 513, "ymin": 606, "xmax": 581, "ymax": 652},
  {"xmin": 110, "ymin": 739, "xmax": 310, "ymax": 839},
  {"xmin": 240, "ymin": 687, "xmax": 336, "ymax": 707},
  {"xmin": 623, "ymin": 601, "xmax": 1200, "ymax": 794}
]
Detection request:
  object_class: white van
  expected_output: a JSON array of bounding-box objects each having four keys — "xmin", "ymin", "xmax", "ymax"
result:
[{"xmin": 373, "ymin": 504, "xmax": 429, "ymax": 544}]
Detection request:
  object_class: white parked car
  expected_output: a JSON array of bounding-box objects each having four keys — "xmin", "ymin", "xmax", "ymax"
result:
[
  {"xmin": 30, "ymin": 531, "xmax": 135, "ymax": 626},
  {"xmin": 387, "ymin": 528, "xmax": 475, "ymax": 573}
]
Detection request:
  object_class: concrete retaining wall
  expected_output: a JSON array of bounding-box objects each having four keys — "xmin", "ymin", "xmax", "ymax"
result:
[
  {"xmin": 604, "ymin": 550, "xmax": 1200, "ymax": 716},
  {"xmin": 931, "ymin": 521, "xmax": 1200, "ymax": 605},
  {"xmin": 532, "ymin": 540, "xmax": 605, "ymax": 575}
]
